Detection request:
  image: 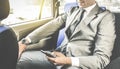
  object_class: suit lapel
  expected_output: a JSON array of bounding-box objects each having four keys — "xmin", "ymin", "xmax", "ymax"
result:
[
  {"xmin": 70, "ymin": 5, "xmax": 100, "ymax": 38},
  {"xmin": 65, "ymin": 9, "xmax": 81, "ymax": 30}
]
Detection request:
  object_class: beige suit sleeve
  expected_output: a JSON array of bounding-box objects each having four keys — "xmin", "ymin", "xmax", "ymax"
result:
[
  {"xmin": 27, "ymin": 14, "xmax": 67, "ymax": 43},
  {"xmin": 77, "ymin": 13, "xmax": 116, "ymax": 69}
]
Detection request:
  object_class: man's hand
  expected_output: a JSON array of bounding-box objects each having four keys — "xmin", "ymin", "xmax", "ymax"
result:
[
  {"xmin": 47, "ymin": 51, "xmax": 71, "ymax": 66},
  {"xmin": 18, "ymin": 41, "xmax": 27, "ymax": 58}
]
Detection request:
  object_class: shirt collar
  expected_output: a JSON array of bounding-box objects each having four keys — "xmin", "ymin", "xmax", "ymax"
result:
[{"xmin": 83, "ymin": 3, "xmax": 96, "ymax": 13}]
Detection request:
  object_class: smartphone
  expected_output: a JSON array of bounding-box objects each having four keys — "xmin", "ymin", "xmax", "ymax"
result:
[{"xmin": 40, "ymin": 50, "xmax": 56, "ymax": 58}]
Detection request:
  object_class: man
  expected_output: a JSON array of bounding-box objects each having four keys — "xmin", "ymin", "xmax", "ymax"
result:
[{"xmin": 17, "ymin": 0, "xmax": 116, "ymax": 69}]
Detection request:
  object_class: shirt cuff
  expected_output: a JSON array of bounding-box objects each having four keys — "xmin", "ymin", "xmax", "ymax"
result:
[{"xmin": 71, "ymin": 57, "xmax": 80, "ymax": 67}]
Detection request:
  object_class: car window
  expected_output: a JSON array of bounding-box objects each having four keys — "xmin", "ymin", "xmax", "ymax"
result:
[{"xmin": 1, "ymin": 0, "xmax": 53, "ymax": 25}]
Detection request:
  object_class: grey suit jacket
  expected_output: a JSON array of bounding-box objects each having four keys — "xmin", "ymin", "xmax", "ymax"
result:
[{"xmin": 27, "ymin": 4, "xmax": 116, "ymax": 69}]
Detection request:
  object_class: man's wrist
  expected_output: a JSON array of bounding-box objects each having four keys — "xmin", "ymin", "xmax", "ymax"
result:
[
  {"xmin": 65, "ymin": 57, "xmax": 72, "ymax": 65},
  {"xmin": 21, "ymin": 38, "xmax": 30, "ymax": 45}
]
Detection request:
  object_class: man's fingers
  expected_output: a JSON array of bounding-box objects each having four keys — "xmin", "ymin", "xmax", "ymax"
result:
[
  {"xmin": 47, "ymin": 56, "xmax": 55, "ymax": 62},
  {"xmin": 52, "ymin": 51, "xmax": 65, "ymax": 57},
  {"xmin": 47, "ymin": 57, "xmax": 63, "ymax": 66}
]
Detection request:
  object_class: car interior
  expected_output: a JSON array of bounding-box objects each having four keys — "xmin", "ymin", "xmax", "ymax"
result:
[{"xmin": 0, "ymin": 0, "xmax": 120, "ymax": 68}]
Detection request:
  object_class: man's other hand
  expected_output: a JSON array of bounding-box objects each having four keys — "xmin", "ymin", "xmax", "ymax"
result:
[{"xmin": 18, "ymin": 41, "xmax": 27, "ymax": 58}]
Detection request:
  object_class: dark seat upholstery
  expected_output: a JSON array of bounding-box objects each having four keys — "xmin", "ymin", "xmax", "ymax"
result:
[
  {"xmin": 110, "ymin": 13, "xmax": 120, "ymax": 60},
  {"xmin": 0, "ymin": 26, "xmax": 18, "ymax": 69},
  {"xmin": 0, "ymin": 0, "xmax": 18, "ymax": 69}
]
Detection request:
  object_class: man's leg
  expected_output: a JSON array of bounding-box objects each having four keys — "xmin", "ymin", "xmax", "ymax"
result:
[
  {"xmin": 105, "ymin": 57, "xmax": 120, "ymax": 69},
  {"xmin": 16, "ymin": 51, "xmax": 56, "ymax": 69}
]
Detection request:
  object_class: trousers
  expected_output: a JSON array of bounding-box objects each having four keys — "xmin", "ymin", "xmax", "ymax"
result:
[{"xmin": 16, "ymin": 51, "xmax": 81, "ymax": 69}]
